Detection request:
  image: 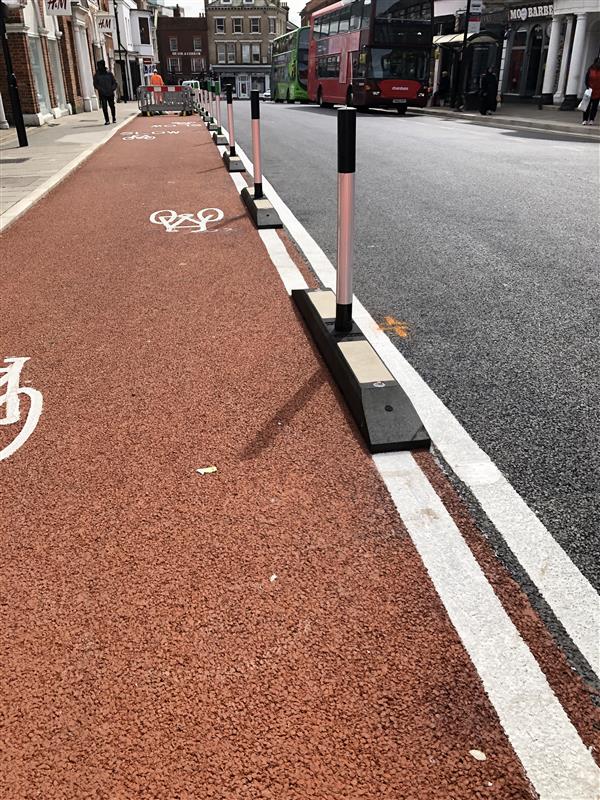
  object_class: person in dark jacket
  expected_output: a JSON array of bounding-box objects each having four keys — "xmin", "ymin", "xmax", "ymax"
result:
[
  {"xmin": 437, "ymin": 71, "xmax": 451, "ymax": 106},
  {"xmin": 93, "ymin": 60, "xmax": 117, "ymax": 125},
  {"xmin": 582, "ymin": 57, "xmax": 600, "ymax": 125},
  {"xmin": 479, "ymin": 67, "xmax": 498, "ymax": 115}
]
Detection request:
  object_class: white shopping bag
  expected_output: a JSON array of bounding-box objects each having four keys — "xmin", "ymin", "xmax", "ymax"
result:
[{"xmin": 577, "ymin": 88, "xmax": 592, "ymax": 112}]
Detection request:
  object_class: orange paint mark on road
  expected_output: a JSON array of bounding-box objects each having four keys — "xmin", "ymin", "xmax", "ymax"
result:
[{"xmin": 381, "ymin": 316, "xmax": 411, "ymax": 339}]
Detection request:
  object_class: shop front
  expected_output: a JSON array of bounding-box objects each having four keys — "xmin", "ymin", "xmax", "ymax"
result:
[{"xmin": 499, "ymin": 4, "xmax": 554, "ymax": 100}]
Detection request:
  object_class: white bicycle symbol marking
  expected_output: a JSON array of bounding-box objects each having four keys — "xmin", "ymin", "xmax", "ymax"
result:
[
  {"xmin": 0, "ymin": 357, "xmax": 43, "ymax": 462},
  {"xmin": 122, "ymin": 133, "xmax": 155, "ymax": 140},
  {"xmin": 149, "ymin": 208, "xmax": 224, "ymax": 233}
]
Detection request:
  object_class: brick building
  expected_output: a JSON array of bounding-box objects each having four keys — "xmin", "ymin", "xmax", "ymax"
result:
[
  {"xmin": 205, "ymin": 0, "xmax": 289, "ymax": 97},
  {"xmin": 156, "ymin": 12, "xmax": 208, "ymax": 84}
]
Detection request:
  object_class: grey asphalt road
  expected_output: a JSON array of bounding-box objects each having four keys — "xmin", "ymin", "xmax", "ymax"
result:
[{"xmin": 231, "ymin": 103, "xmax": 600, "ymax": 602}]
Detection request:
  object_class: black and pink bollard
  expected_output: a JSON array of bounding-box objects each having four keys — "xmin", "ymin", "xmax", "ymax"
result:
[
  {"xmin": 222, "ymin": 84, "xmax": 245, "ymax": 173},
  {"xmin": 207, "ymin": 78, "xmax": 219, "ymax": 131},
  {"xmin": 292, "ymin": 107, "xmax": 429, "ymax": 453},
  {"xmin": 212, "ymin": 80, "xmax": 228, "ymax": 145},
  {"xmin": 240, "ymin": 90, "xmax": 282, "ymax": 229}
]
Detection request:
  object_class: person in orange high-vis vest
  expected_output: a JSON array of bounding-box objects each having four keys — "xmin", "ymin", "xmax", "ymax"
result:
[{"xmin": 149, "ymin": 69, "xmax": 165, "ymax": 113}]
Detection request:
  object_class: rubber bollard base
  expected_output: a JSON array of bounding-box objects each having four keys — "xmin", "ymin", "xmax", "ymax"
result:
[
  {"xmin": 240, "ymin": 186, "xmax": 283, "ymax": 229},
  {"xmin": 222, "ymin": 151, "xmax": 245, "ymax": 172},
  {"xmin": 207, "ymin": 122, "xmax": 219, "ymax": 131},
  {"xmin": 213, "ymin": 132, "xmax": 228, "ymax": 145},
  {"xmin": 291, "ymin": 289, "xmax": 430, "ymax": 453}
]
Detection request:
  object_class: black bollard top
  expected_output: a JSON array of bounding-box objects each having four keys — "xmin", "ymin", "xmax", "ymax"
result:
[
  {"xmin": 337, "ymin": 107, "xmax": 356, "ymax": 174},
  {"xmin": 250, "ymin": 90, "xmax": 260, "ymax": 120},
  {"xmin": 226, "ymin": 84, "xmax": 233, "ymax": 103}
]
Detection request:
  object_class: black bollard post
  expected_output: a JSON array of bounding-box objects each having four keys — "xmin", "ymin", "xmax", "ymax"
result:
[
  {"xmin": 335, "ymin": 107, "xmax": 356, "ymax": 333},
  {"xmin": 290, "ymin": 106, "xmax": 430, "ymax": 453},
  {"xmin": 240, "ymin": 90, "xmax": 282, "ymax": 228},
  {"xmin": 222, "ymin": 84, "xmax": 245, "ymax": 172}
]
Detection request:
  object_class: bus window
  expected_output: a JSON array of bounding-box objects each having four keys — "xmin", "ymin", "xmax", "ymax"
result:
[
  {"xmin": 339, "ymin": 4, "xmax": 351, "ymax": 32},
  {"xmin": 313, "ymin": 18, "xmax": 321, "ymax": 37},
  {"xmin": 329, "ymin": 11, "xmax": 340, "ymax": 35},
  {"xmin": 320, "ymin": 16, "xmax": 330, "ymax": 36},
  {"xmin": 349, "ymin": 0, "xmax": 362, "ymax": 30}
]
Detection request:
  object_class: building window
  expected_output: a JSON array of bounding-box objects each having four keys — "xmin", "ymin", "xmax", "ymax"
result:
[
  {"xmin": 241, "ymin": 43, "xmax": 251, "ymax": 63},
  {"xmin": 250, "ymin": 17, "xmax": 260, "ymax": 33},
  {"xmin": 217, "ymin": 43, "xmax": 226, "ymax": 63},
  {"xmin": 191, "ymin": 57, "xmax": 204, "ymax": 72},
  {"xmin": 268, "ymin": 17, "xmax": 276, "ymax": 34},
  {"xmin": 168, "ymin": 56, "xmax": 181, "ymax": 73},
  {"xmin": 193, "ymin": 37, "xmax": 203, "ymax": 51},
  {"xmin": 169, "ymin": 36, "xmax": 177, "ymax": 52},
  {"xmin": 138, "ymin": 17, "xmax": 150, "ymax": 45},
  {"xmin": 227, "ymin": 42, "xmax": 236, "ymax": 62},
  {"xmin": 252, "ymin": 43, "xmax": 260, "ymax": 62},
  {"xmin": 243, "ymin": 0, "xmax": 254, "ymax": 4},
  {"xmin": 233, "ymin": 17, "xmax": 243, "ymax": 33},
  {"xmin": 215, "ymin": 17, "xmax": 225, "ymax": 33}
]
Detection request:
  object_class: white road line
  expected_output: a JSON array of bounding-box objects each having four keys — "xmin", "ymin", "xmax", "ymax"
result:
[
  {"xmin": 217, "ymin": 124, "xmax": 600, "ymax": 798},
  {"xmin": 226, "ymin": 134, "xmax": 600, "ymax": 681},
  {"xmin": 375, "ymin": 452, "xmax": 600, "ymax": 800}
]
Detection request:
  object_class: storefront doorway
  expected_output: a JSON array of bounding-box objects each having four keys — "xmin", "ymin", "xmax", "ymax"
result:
[{"xmin": 237, "ymin": 74, "xmax": 249, "ymax": 98}]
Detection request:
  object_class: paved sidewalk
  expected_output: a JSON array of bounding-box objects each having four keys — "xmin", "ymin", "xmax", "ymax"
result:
[
  {"xmin": 1, "ymin": 113, "xmax": 598, "ymax": 799},
  {"xmin": 420, "ymin": 101, "xmax": 600, "ymax": 137},
  {"xmin": 0, "ymin": 102, "xmax": 138, "ymax": 228}
]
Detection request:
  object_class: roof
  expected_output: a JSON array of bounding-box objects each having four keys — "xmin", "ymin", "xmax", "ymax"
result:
[
  {"xmin": 207, "ymin": 0, "xmax": 288, "ymax": 8},
  {"xmin": 433, "ymin": 31, "xmax": 499, "ymax": 45}
]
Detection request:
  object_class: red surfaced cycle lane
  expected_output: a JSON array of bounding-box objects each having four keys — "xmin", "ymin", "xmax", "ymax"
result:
[{"xmin": 0, "ymin": 116, "xmax": 534, "ymax": 798}]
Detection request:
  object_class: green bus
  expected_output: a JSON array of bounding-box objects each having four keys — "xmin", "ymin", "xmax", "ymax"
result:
[{"xmin": 270, "ymin": 27, "xmax": 310, "ymax": 103}]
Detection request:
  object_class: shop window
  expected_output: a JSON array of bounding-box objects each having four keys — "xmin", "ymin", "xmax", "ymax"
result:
[{"xmin": 507, "ymin": 28, "xmax": 527, "ymax": 93}]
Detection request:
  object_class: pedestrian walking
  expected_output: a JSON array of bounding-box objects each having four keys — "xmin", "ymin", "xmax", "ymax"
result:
[
  {"xmin": 93, "ymin": 60, "xmax": 117, "ymax": 126},
  {"xmin": 437, "ymin": 71, "xmax": 451, "ymax": 107},
  {"xmin": 581, "ymin": 57, "xmax": 600, "ymax": 125},
  {"xmin": 479, "ymin": 67, "xmax": 498, "ymax": 116}
]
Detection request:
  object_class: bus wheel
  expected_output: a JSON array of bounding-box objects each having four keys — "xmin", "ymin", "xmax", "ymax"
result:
[
  {"xmin": 318, "ymin": 89, "xmax": 332, "ymax": 109},
  {"xmin": 396, "ymin": 105, "xmax": 407, "ymax": 115},
  {"xmin": 346, "ymin": 88, "xmax": 354, "ymax": 106}
]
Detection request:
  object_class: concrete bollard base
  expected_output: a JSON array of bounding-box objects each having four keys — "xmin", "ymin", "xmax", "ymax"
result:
[
  {"xmin": 240, "ymin": 186, "xmax": 283, "ymax": 229},
  {"xmin": 291, "ymin": 289, "xmax": 430, "ymax": 453},
  {"xmin": 213, "ymin": 132, "xmax": 228, "ymax": 145},
  {"xmin": 222, "ymin": 152, "xmax": 245, "ymax": 172}
]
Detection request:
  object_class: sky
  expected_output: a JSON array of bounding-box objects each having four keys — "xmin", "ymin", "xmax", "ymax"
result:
[{"xmin": 176, "ymin": 0, "xmax": 304, "ymax": 26}]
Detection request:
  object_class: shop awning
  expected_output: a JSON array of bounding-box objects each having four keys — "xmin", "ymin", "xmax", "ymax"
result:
[{"xmin": 433, "ymin": 31, "xmax": 499, "ymax": 46}]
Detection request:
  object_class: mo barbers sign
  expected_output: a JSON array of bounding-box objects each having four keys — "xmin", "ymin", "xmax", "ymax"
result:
[{"xmin": 509, "ymin": 4, "xmax": 553, "ymax": 21}]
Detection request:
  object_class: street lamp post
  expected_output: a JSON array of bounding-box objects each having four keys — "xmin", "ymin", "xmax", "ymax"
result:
[
  {"xmin": 0, "ymin": 0, "xmax": 28, "ymax": 146},
  {"xmin": 452, "ymin": 0, "xmax": 472, "ymax": 110},
  {"xmin": 113, "ymin": 0, "xmax": 129, "ymax": 102}
]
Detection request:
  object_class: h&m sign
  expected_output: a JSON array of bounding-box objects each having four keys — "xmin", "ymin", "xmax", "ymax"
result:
[
  {"xmin": 97, "ymin": 13, "xmax": 115, "ymax": 32},
  {"xmin": 45, "ymin": 0, "xmax": 70, "ymax": 15},
  {"xmin": 509, "ymin": 4, "xmax": 553, "ymax": 21}
]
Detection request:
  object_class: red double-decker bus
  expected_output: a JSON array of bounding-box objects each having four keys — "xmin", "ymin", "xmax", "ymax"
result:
[{"xmin": 307, "ymin": 0, "xmax": 433, "ymax": 113}]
